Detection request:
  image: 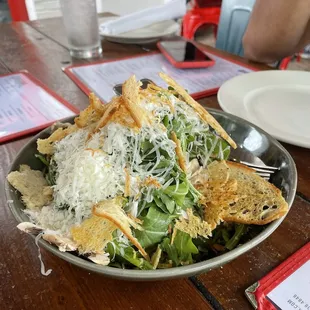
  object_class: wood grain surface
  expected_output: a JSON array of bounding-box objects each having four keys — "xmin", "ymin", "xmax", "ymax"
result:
[
  {"xmin": 198, "ymin": 196, "xmax": 310, "ymax": 310},
  {"xmin": 0, "ymin": 19, "xmax": 213, "ymax": 310},
  {"xmin": 0, "ymin": 16, "xmax": 309, "ymax": 310}
]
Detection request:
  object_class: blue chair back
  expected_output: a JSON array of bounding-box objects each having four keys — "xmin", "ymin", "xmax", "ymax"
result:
[
  {"xmin": 215, "ymin": 0, "xmax": 255, "ymax": 56},
  {"xmin": 0, "ymin": 0, "xmax": 11, "ymax": 23}
]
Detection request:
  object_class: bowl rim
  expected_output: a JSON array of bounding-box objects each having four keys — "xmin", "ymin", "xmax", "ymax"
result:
[{"xmin": 5, "ymin": 108, "xmax": 297, "ymax": 280}]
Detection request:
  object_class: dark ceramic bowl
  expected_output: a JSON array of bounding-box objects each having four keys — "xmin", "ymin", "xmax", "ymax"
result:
[{"xmin": 5, "ymin": 109, "xmax": 297, "ymax": 281}]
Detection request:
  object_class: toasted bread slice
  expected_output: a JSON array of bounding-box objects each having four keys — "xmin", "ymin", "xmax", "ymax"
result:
[
  {"xmin": 122, "ymin": 75, "xmax": 148, "ymax": 128},
  {"xmin": 202, "ymin": 178, "xmax": 239, "ymax": 230},
  {"xmin": 199, "ymin": 161, "xmax": 238, "ymax": 230},
  {"xmin": 175, "ymin": 208, "xmax": 212, "ymax": 238},
  {"xmin": 37, "ymin": 124, "xmax": 78, "ymax": 155},
  {"xmin": 195, "ymin": 161, "xmax": 237, "ymax": 207},
  {"xmin": 7, "ymin": 165, "xmax": 53, "ymax": 209},
  {"xmin": 74, "ymin": 93, "xmax": 106, "ymax": 128},
  {"xmin": 111, "ymin": 99, "xmax": 138, "ymax": 129},
  {"xmin": 94, "ymin": 96, "xmax": 121, "ymax": 132},
  {"xmin": 200, "ymin": 160, "xmax": 288, "ymax": 227},
  {"xmin": 92, "ymin": 198, "xmax": 149, "ymax": 260},
  {"xmin": 71, "ymin": 197, "xmax": 146, "ymax": 255},
  {"xmin": 70, "ymin": 215, "xmax": 116, "ymax": 254},
  {"xmin": 222, "ymin": 161, "xmax": 289, "ymax": 224}
]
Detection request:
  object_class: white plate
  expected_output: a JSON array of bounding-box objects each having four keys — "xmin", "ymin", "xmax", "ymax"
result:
[
  {"xmin": 218, "ymin": 70, "xmax": 310, "ymax": 148},
  {"xmin": 99, "ymin": 16, "xmax": 180, "ymax": 44}
]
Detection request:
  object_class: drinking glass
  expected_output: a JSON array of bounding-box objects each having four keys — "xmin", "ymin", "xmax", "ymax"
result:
[{"xmin": 60, "ymin": 0, "xmax": 102, "ymax": 59}]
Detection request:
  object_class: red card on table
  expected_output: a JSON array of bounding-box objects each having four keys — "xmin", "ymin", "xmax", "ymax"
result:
[
  {"xmin": 0, "ymin": 71, "xmax": 79, "ymax": 143},
  {"xmin": 245, "ymin": 242, "xmax": 310, "ymax": 310}
]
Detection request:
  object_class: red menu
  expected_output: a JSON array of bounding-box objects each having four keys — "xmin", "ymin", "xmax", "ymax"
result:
[
  {"xmin": 64, "ymin": 51, "xmax": 255, "ymax": 103},
  {"xmin": 245, "ymin": 242, "xmax": 310, "ymax": 309},
  {"xmin": 0, "ymin": 71, "xmax": 79, "ymax": 143}
]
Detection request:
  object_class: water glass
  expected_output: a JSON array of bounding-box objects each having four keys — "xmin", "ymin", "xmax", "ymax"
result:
[{"xmin": 60, "ymin": 0, "xmax": 102, "ymax": 59}]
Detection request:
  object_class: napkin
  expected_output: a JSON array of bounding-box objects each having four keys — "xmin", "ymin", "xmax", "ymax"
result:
[{"xmin": 99, "ymin": 0, "xmax": 186, "ymax": 35}]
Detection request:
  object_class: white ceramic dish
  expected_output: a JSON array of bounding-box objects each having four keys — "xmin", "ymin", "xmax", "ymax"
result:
[
  {"xmin": 218, "ymin": 70, "xmax": 310, "ymax": 148},
  {"xmin": 99, "ymin": 16, "xmax": 180, "ymax": 44}
]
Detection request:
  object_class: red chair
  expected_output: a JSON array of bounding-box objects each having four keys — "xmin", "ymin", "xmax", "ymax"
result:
[
  {"xmin": 7, "ymin": 0, "xmax": 29, "ymax": 21},
  {"xmin": 182, "ymin": 0, "xmax": 222, "ymax": 40},
  {"xmin": 279, "ymin": 54, "xmax": 301, "ymax": 70}
]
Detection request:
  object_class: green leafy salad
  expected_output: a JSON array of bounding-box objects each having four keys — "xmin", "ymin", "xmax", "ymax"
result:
[{"xmin": 9, "ymin": 74, "xmax": 275, "ymax": 270}]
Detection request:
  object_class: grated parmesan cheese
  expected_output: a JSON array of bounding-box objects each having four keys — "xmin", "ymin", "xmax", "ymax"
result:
[
  {"xmin": 31, "ymin": 88, "xmax": 225, "ymax": 237},
  {"xmin": 24, "ymin": 206, "xmax": 75, "ymax": 234},
  {"xmin": 50, "ymin": 109, "xmax": 177, "ymax": 227}
]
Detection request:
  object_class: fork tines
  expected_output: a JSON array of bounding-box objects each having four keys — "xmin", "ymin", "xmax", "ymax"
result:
[{"xmin": 238, "ymin": 160, "xmax": 279, "ymax": 180}]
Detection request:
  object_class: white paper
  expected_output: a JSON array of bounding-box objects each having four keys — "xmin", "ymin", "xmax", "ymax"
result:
[
  {"xmin": 0, "ymin": 73, "xmax": 76, "ymax": 141},
  {"xmin": 267, "ymin": 260, "xmax": 310, "ymax": 310},
  {"xmin": 69, "ymin": 53, "xmax": 252, "ymax": 103}
]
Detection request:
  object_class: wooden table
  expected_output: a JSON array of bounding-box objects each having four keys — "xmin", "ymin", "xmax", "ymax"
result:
[{"xmin": 0, "ymin": 17, "xmax": 309, "ymax": 310}]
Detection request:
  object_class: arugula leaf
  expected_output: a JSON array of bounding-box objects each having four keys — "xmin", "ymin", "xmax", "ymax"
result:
[
  {"xmin": 163, "ymin": 115, "xmax": 169, "ymax": 128},
  {"xmin": 163, "ymin": 182, "xmax": 189, "ymax": 206},
  {"xmin": 153, "ymin": 195, "xmax": 168, "ymax": 213},
  {"xmin": 182, "ymin": 196, "xmax": 196, "ymax": 210},
  {"xmin": 161, "ymin": 230, "xmax": 199, "ymax": 266},
  {"xmin": 160, "ymin": 192, "xmax": 175, "ymax": 214},
  {"xmin": 45, "ymin": 157, "xmax": 57, "ymax": 186},
  {"xmin": 161, "ymin": 238, "xmax": 180, "ymax": 266},
  {"xmin": 174, "ymin": 230, "xmax": 199, "ymax": 263},
  {"xmin": 106, "ymin": 241, "xmax": 153, "ymax": 270},
  {"xmin": 153, "ymin": 190, "xmax": 175, "ymax": 214},
  {"xmin": 35, "ymin": 153, "xmax": 49, "ymax": 166},
  {"xmin": 225, "ymin": 224, "xmax": 247, "ymax": 250},
  {"xmin": 140, "ymin": 140, "xmax": 154, "ymax": 153},
  {"xmin": 206, "ymin": 136, "xmax": 230, "ymax": 161},
  {"xmin": 135, "ymin": 206, "xmax": 176, "ymax": 249},
  {"xmin": 155, "ymin": 158, "xmax": 172, "ymax": 169},
  {"xmin": 188, "ymin": 132, "xmax": 230, "ymax": 162}
]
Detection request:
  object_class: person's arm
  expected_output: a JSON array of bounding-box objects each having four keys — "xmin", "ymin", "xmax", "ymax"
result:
[{"xmin": 242, "ymin": 0, "xmax": 310, "ymax": 63}]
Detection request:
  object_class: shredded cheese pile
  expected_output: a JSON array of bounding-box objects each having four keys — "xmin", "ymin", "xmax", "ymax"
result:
[
  {"xmin": 28, "ymin": 89, "xmax": 229, "ymax": 236},
  {"xmin": 51, "ymin": 105, "xmax": 178, "ymax": 226}
]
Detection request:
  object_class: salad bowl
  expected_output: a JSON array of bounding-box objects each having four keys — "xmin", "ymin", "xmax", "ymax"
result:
[{"xmin": 5, "ymin": 108, "xmax": 297, "ymax": 281}]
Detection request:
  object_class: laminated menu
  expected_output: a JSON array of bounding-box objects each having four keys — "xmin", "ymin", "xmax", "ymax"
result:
[
  {"xmin": 0, "ymin": 71, "xmax": 78, "ymax": 143},
  {"xmin": 64, "ymin": 51, "xmax": 255, "ymax": 103},
  {"xmin": 245, "ymin": 242, "xmax": 310, "ymax": 310}
]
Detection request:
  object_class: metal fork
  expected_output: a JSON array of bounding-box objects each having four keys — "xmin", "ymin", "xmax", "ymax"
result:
[{"xmin": 229, "ymin": 147, "xmax": 279, "ymax": 181}]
